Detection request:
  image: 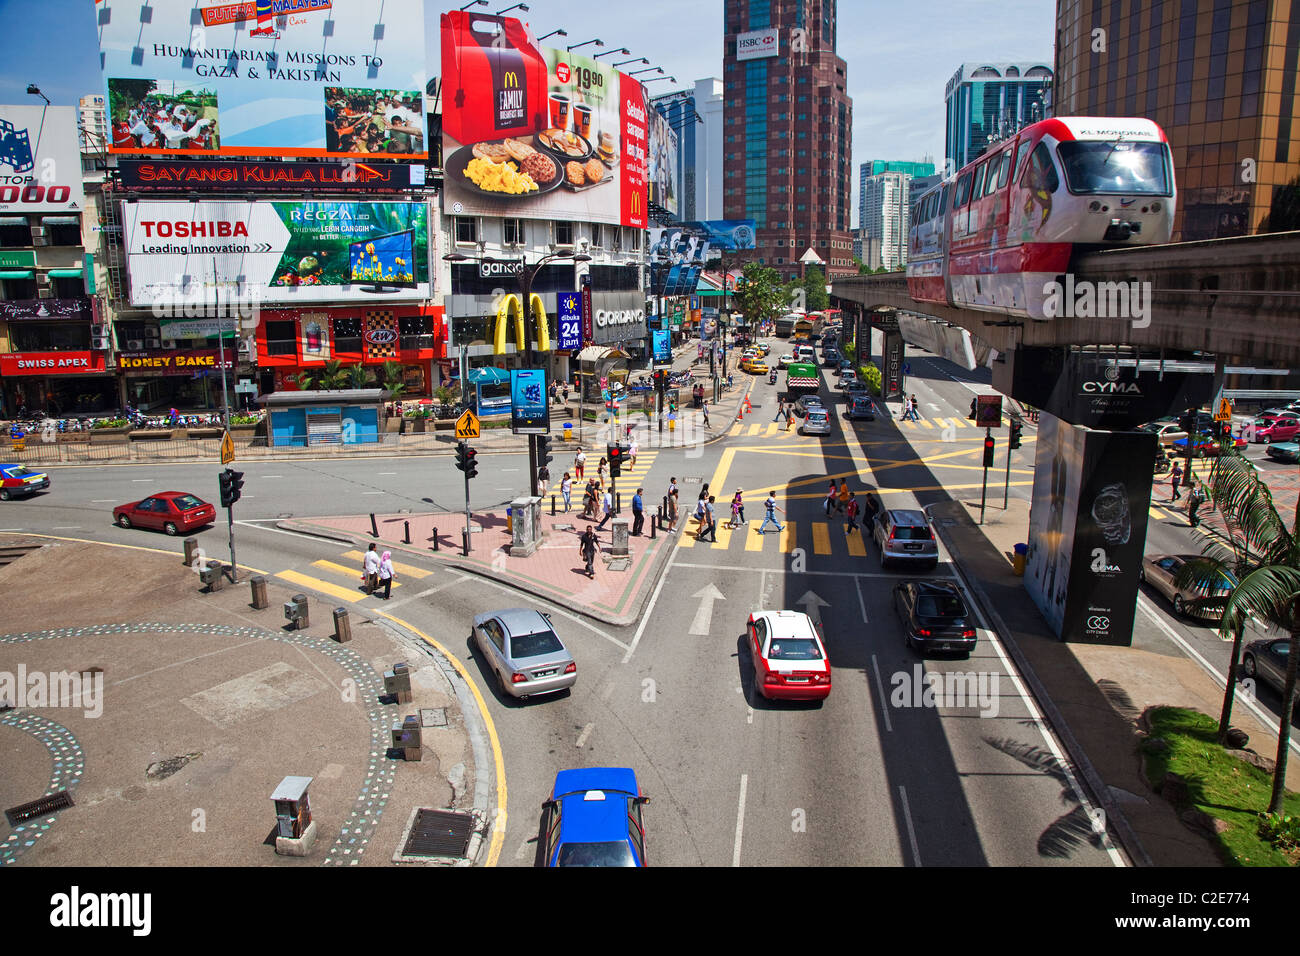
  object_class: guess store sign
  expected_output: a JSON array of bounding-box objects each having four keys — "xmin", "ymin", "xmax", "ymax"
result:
[
  {"xmin": 0, "ymin": 351, "xmax": 107, "ymax": 376},
  {"xmin": 118, "ymin": 350, "xmax": 235, "ymax": 376}
]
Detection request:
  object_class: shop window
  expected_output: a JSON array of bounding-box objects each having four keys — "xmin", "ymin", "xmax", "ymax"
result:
[
  {"xmin": 0, "ymin": 218, "xmax": 32, "ymax": 247},
  {"xmin": 333, "ymin": 316, "xmax": 362, "ymax": 352},
  {"xmin": 0, "ymin": 276, "xmax": 36, "ymax": 299},
  {"xmin": 51, "ymin": 276, "xmax": 84, "ymax": 298},
  {"xmin": 265, "ymin": 320, "xmax": 297, "ymax": 357},
  {"xmin": 43, "ymin": 219, "xmax": 82, "ymax": 246},
  {"xmin": 399, "ymin": 315, "xmax": 434, "ymax": 351},
  {"xmin": 11, "ymin": 321, "xmax": 90, "ymax": 352},
  {"xmin": 503, "ymin": 217, "xmax": 524, "ymax": 245}
]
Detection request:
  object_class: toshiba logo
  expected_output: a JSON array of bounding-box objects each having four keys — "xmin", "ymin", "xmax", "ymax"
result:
[{"xmin": 137, "ymin": 221, "xmax": 250, "ymax": 238}]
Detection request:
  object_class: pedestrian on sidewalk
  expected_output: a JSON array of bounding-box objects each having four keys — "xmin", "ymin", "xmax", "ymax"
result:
[
  {"xmin": 758, "ymin": 491, "xmax": 785, "ymax": 534},
  {"xmin": 909, "ymin": 393, "xmax": 921, "ymax": 421},
  {"xmin": 561, "ymin": 472, "xmax": 573, "ymax": 513},
  {"xmin": 377, "ymin": 551, "xmax": 394, "ymax": 600},
  {"xmin": 632, "ymin": 487, "xmax": 645, "ymax": 535},
  {"xmin": 562, "ymin": 382, "xmax": 570, "ymax": 405},
  {"xmin": 1170, "ymin": 461, "xmax": 1183, "ymax": 501},
  {"xmin": 837, "ymin": 479, "xmax": 851, "ymax": 514},
  {"xmin": 702, "ymin": 401, "xmax": 710, "ymax": 429},
  {"xmin": 596, "ymin": 488, "xmax": 614, "ymax": 529},
  {"xmin": 845, "ymin": 495, "xmax": 860, "ymax": 533},
  {"xmin": 774, "ymin": 399, "xmax": 786, "ymax": 423},
  {"xmin": 583, "ymin": 480, "xmax": 598, "ymax": 519},
  {"xmin": 362, "ymin": 543, "xmax": 380, "ymax": 594},
  {"xmin": 597, "ymin": 455, "xmax": 608, "ymax": 488},
  {"xmin": 824, "ymin": 481, "xmax": 837, "ymax": 517},
  {"xmin": 667, "ymin": 477, "xmax": 680, "ymax": 528},
  {"xmin": 574, "ymin": 448, "xmax": 586, "ymax": 479},
  {"xmin": 700, "ymin": 495, "xmax": 717, "ymax": 542},
  {"xmin": 580, "ymin": 526, "xmax": 599, "ymax": 577},
  {"xmin": 538, "ymin": 463, "xmax": 550, "ymax": 498}
]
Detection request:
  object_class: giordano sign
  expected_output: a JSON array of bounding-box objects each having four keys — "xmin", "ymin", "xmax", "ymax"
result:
[{"xmin": 590, "ymin": 292, "xmax": 648, "ymax": 345}]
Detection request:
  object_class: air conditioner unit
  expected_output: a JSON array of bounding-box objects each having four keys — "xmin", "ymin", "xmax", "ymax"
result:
[
  {"xmin": 144, "ymin": 334, "xmax": 161, "ymax": 346},
  {"xmin": 126, "ymin": 339, "xmax": 144, "ymax": 350},
  {"xmin": 161, "ymin": 339, "xmax": 177, "ymax": 349},
  {"xmin": 91, "ymin": 336, "xmax": 110, "ymax": 350},
  {"xmin": 37, "ymin": 287, "xmax": 52, "ymax": 298},
  {"xmin": 35, "ymin": 273, "xmax": 50, "ymax": 285},
  {"xmin": 33, "ymin": 237, "xmax": 49, "ymax": 246},
  {"xmin": 91, "ymin": 324, "xmax": 107, "ymax": 336},
  {"xmin": 31, "ymin": 226, "xmax": 46, "ymax": 236}
]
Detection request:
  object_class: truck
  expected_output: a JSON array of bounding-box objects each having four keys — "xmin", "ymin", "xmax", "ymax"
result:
[{"xmin": 784, "ymin": 361, "xmax": 821, "ymax": 402}]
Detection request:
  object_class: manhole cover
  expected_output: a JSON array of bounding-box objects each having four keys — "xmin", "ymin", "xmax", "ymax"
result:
[
  {"xmin": 402, "ymin": 808, "xmax": 475, "ymax": 859},
  {"xmin": 6, "ymin": 791, "xmax": 74, "ymax": 826},
  {"xmin": 420, "ymin": 708, "xmax": 447, "ymax": 728}
]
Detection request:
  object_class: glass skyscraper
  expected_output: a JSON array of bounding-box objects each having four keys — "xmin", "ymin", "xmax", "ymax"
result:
[{"xmin": 944, "ymin": 63, "xmax": 1054, "ymax": 172}]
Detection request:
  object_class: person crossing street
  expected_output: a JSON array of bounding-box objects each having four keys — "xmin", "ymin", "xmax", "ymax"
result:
[{"xmin": 757, "ymin": 491, "xmax": 784, "ymax": 534}]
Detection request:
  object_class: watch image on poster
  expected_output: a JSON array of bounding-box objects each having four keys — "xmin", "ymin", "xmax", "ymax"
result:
[{"xmin": 510, "ymin": 368, "xmax": 549, "ymax": 435}]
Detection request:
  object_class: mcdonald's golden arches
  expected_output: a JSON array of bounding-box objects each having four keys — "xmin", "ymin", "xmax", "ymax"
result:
[{"xmin": 493, "ymin": 293, "xmax": 550, "ymax": 354}]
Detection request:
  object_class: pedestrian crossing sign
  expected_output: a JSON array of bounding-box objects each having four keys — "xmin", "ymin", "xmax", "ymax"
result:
[
  {"xmin": 1214, "ymin": 397, "xmax": 1232, "ymax": 422},
  {"xmin": 456, "ymin": 410, "xmax": 480, "ymax": 439}
]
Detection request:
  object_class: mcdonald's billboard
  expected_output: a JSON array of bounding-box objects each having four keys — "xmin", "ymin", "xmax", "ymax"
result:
[
  {"xmin": 440, "ymin": 13, "xmax": 649, "ymax": 229},
  {"xmin": 493, "ymin": 292, "xmax": 550, "ymax": 355}
]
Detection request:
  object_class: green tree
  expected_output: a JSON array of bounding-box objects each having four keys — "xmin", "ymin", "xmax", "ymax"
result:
[
  {"xmin": 1260, "ymin": 175, "xmax": 1300, "ymax": 233},
  {"xmin": 732, "ymin": 263, "xmax": 787, "ymax": 326},
  {"xmin": 380, "ymin": 360, "xmax": 406, "ymax": 400},
  {"xmin": 1175, "ymin": 453, "xmax": 1300, "ymax": 813},
  {"xmin": 800, "ymin": 266, "xmax": 829, "ymax": 311},
  {"xmin": 298, "ymin": 359, "xmax": 349, "ymax": 391},
  {"xmin": 346, "ymin": 363, "xmax": 371, "ymax": 389},
  {"xmin": 856, "ymin": 258, "xmax": 870, "ymax": 275}
]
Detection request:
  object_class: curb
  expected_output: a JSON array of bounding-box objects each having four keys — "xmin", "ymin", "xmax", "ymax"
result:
[{"xmin": 927, "ymin": 503, "xmax": 1154, "ymax": 868}]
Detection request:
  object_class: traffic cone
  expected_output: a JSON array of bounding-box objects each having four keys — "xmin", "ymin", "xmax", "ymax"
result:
[{"xmin": 745, "ymin": 395, "xmax": 753, "ymax": 413}]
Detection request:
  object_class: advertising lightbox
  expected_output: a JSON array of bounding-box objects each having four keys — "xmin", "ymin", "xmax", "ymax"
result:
[
  {"xmin": 648, "ymin": 109, "xmax": 678, "ymax": 218},
  {"xmin": 648, "ymin": 221, "xmax": 755, "ymax": 297},
  {"xmin": 122, "ymin": 200, "xmax": 431, "ymax": 306},
  {"xmin": 0, "ymin": 106, "xmax": 86, "ymax": 213},
  {"xmin": 96, "ymin": 0, "xmax": 428, "ymax": 159}
]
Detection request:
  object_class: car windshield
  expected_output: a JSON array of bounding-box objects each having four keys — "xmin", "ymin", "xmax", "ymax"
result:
[
  {"xmin": 556, "ymin": 840, "xmax": 637, "ymax": 867},
  {"xmin": 172, "ymin": 494, "xmax": 205, "ymax": 510},
  {"xmin": 917, "ymin": 595, "xmax": 966, "ymax": 618},
  {"xmin": 510, "ymin": 629, "xmax": 564, "ymax": 659},
  {"xmin": 1057, "ymin": 140, "xmax": 1172, "ymax": 195},
  {"xmin": 891, "ymin": 526, "xmax": 933, "ymax": 540},
  {"xmin": 807, "ymin": 411, "xmax": 828, "ymax": 422},
  {"xmin": 767, "ymin": 637, "xmax": 823, "ymax": 660}
]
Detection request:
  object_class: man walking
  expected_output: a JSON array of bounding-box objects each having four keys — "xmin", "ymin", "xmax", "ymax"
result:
[
  {"xmin": 362, "ymin": 543, "xmax": 380, "ymax": 594},
  {"xmin": 1188, "ymin": 479, "xmax": 1206, "ymax": 527},
  {"xmin": 774, "ymin": 399, "xmax": 786, "ymax": 423},
  {"xmin": 699, "ymin": 495, "xmax": 717, "ymax": 542},
  {"xmin": 702, "ymin": 400, "xmax": 710, "ymax": 429},
  {"xmin": 574, "ymin": 448, "xmax": 586, "ymax": 480},
  {"xmin": 1170, "ymin": 461, "xmax": 1183, "ymax": 502},
  {"xmin": 579, "ymin": 526, "xmax": 599, "ymax": 578},
  {"xmin": 910, "ymin": 394, "xmax": 921, "ymax": 421},
  {"xmin": 596, "ymin": 488, "xmax": 614, "ymax": 530},
  {"xmin": 758, "ymin": 491, "xmax": 785, "ymax": 535},
  {"xmin": 632, "ymin": 487, "xmax": 645, "ymax": 535},
  {"xmin": 667, "ymin": 477, "xmax": 680, "ymax": 529}
]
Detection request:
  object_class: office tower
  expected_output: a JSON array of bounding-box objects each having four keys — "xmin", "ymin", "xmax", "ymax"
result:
[
  {"xmin": 860, "ymin": 171, "xmax": 911, "ymax": 271},
  {"xmin": 858, "ymin": 159, "xmax": 936, "ymax": 235},
  {"xmin": 1054, "ymin": 0, "xmax": 1300, "ymax": 241},
  {"xmin": 652, "ymin": 78, "xmax": 726, "ymax": 221},
  {"xmin": 78, "ymin": 94, "xmax": 108, "ymax": 154},
  {"xmin": 723, "ymin": 0, "xmax": 855, "ymax": 280},
  {"xmin": 945, "ymin": 62, "xmax": 1054, "ymax": 171}
]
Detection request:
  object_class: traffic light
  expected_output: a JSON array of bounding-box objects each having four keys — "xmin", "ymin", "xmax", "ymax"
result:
[
  {"xmin": 1008, "ymin": 419, "xmax": 1023, "ymax": 450},
  {"xmin": 538, "ymin": 435, "xmax": 554, "ymax": 467},
  {"xmin": 456, "ymin": 441, "xmax": 479, "ymax": 479},
  {"xmin": 983, "ymin": 434, "xmax": 995, "ymax": 468},
  {"xmin": 968, "ymin": 398, "xmax": 977, "ymax": 421},
  {"xmin": 218, "ymin": 468, "xmax": 244, "ymax": 508},
  {"xmin": 455, "ymin": 441, "xmax": 468, "ymax": 472},
  {"xmin": 608, "ymin": 443, "xmax": 623, "ymax": 478}
]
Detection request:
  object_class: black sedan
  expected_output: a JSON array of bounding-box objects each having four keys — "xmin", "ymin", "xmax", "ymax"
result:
[{"xmin": 894, "ymin": 581, "xmax": 977, "ymax": 657}]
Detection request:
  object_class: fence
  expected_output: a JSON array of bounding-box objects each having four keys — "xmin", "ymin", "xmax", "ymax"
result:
[{"xmin": 0, "ymin": 432, "xmax": 454, "ymax": 463}]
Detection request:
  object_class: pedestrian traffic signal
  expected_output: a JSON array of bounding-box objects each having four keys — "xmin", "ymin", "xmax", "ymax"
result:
[
  {"xmin": 608, "ymin": 443, "xmax": 622, "ymax": 478},
  {"xmin": 218, "ymin": 467, "xmax": 244, "ymax": 508},
  {"xmin": 1008, "ymin": 420, "xmax": 1023, "ymax": 450},
  {"xmin": 983, "ymin": 435, "xmax": 995, "ymax": 468}
]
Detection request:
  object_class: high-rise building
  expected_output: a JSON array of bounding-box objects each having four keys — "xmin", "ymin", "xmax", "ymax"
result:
[
  {"xmin": 1055, "ymin": 0, "xmax": 1300, "ymax": 242},
  {"xmin": 652, "ymin": 78, "xmax": 726, "ymax": 221},
  {"xmin": 945, "ymin": 63, "xmax": 1053, "ymax": 171},
  {"xmin": 860, "ymin": 171, "xmax": 911, "ymax": 272},
  {"xmin": 858, "ymin": 160, "xmax": 935, "ymax": 234},
  {"xmin": 78, "ymin": 94, "xmax": 108, "ymax": 154},
  {"xmin": 723, "ymin": 0, "xmax": 854, "ymax": 281}
]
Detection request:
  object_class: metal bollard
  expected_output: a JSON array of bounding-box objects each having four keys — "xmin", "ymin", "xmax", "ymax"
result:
[
  {"xmin": 462, "ymin": 530, "xmax": 470, "ymax": 556},
  {"xmin": 370, "ymin": 513, "xmax": 379, "ymax": 537},
  {"xmin": 431, "ymin": 528, "xmax": 439, "ymax": 552},
  {"xmin": 650, "ymin": 513, "xmax": 656, "ymax": 538},
  {"xmin": 333, "ymin": 607, "xmax": 352, "ymax": 643},
  {"xmin": 616, "ymin": 492, "xmax": 622, "ymax": 514},
  {"xmin": 403, "ymin": 520, "xmax": 411, "ymax": 545},
  {"xmin": 250, "ymin": 575, "xmax": 269, "ymax": 610},
  {"xmin": 551, "ymin": 495, "xmax": 556, "ymax": 516}
]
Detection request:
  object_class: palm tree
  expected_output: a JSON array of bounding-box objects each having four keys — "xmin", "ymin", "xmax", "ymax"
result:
[
  {"xmin": 298, "ymin": 359, "xmax": 349, "ymax": 391},
  {"xmin": 346, "ymin": 363, "xmax": 371, "ymax": 390},
  {"xmin": 1176, "ymin": 453, "xmax": 1300, "ymax": 813},
  {"xmin": 380, "ymin": 360, "xmax": 406, "ymax": 400}
]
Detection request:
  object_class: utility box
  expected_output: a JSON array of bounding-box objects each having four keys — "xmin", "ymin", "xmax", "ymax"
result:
[
  {"xmin": 199, "ymin": 561, "xmax": 225, "ymax": 592},
  {"xmin": 391, "ymin": 714, "xmax": 423, "ymax": 761},
  {"xmin": 510, "ymin": 495, "xmax": 544, "ymax": 557},
  {"xmin": 271, "ymin": 775, "xmax": 317, "ymax": 856},
  {"xmin": 384, "ymin": 661, "xmax": 413, "ymax": 703},
  {"xmin": 284, "ymin": 593, "xmax": 309, "ymax": 630},
  {"xmin": 611, "ymin": 518, "xmax": 630, "ymax": 556}
]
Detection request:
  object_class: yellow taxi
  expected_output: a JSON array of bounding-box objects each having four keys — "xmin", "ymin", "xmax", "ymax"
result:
[{"xmin": 741, "ymin": 357, "xmax": 769, "ymax": 374}]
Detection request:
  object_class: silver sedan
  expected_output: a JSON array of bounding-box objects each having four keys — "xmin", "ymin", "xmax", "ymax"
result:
[
  {"xmin": 1139, "ymin": 553, "xmax": 1234, "ymax": 621},
  {"xmin": 473, "ymin": 608, "xmax": 577, "ymax": 699}
]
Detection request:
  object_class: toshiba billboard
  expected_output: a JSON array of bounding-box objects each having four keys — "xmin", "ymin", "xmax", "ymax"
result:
[{"xmin": 121, "ymin": 200, "xmax": 431, "ymax": 306}]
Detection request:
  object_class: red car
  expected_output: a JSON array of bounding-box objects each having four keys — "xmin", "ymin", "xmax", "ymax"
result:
[
  {"xmin": 746, "ymin": 610, "xmax": 831, "ymax": 702},
  {"xmin": 113, "ymin": 492, "xmax": 216, "ymax": 535},
  {"xmin": 1252, "ymin": 416, "xmax": 1300, "ymax": 444}
]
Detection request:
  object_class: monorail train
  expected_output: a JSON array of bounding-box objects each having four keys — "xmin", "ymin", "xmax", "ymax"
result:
[{"xmin": 906, "ymin": 117, "xmax": 1176, "ymax": 320}]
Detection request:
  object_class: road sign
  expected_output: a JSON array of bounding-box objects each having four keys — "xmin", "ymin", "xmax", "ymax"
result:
[
  {"xmin": 455, "ymin": 410, "xmax": 480, "ymax": 440},
  {"xmin": 976, "ymin": 394, "xmax": 1003, "ymax": 428},
  {"xmin": 220, "ymin": 431, "xmax": 235, "ymax": 465},
  {"xmin": 1214, "ymin": 397, "xmax": 1233, "ymax": 422}
]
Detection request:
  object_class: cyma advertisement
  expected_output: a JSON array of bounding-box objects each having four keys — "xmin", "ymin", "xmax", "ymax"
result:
[
  {"xmin": 122, "ymin": 200, "xmax": 431, "ymax": 306},
  {"xmin": 96, "ymin": 0, "xmax": 427, "ymax": 159}
]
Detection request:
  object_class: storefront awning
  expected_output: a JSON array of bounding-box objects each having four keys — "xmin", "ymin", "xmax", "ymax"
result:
[
  {"xmin": 0, "ymin": 269, "xmax": 33, "ymax": 279},
  {"xmin": 41, "ymin": 216, "xmax": 79, "ymax": 225},
  {"xmin": 466, "ymin": 367, "xmax": 510, "ymax": 386},
  {"xmin": 575, "ymin": 346, "xmax": 631, "ymax": 363},
  {"xmin": 0, "ymin": 217, "xmax": 27, "ymax": 226},
  {"xmin": 46, "ymin": 268, "xmax": 84, "ymax": 278}
]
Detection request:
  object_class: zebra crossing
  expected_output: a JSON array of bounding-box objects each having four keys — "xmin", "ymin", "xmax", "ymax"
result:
[
  {"xmin": 562, "ymin": 450, "xmax": 659, "ymax": 486},
  {"xmin": 273, "ymin": 549, "xmax": 435, "ymax": 604},
  {"xmin": 675, "ymin": 518, "xmax": 877, "ymax": 557},
  {"xmin": 726, "ymin": 417, "xmax": 992, "ymax": 439}
]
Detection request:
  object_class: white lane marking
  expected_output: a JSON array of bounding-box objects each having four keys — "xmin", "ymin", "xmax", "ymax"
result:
[
  {"xmin": 732, "ymin": 774, "xmax": 748, "ymax": 867},
  {"xmin": 377, "ymin": 473, "xmax": 397, "ymax": 476},
  {"xmin": 0, "ymin": 528, "xmax": 24, "ymax": 532},
  {"xmin": 362, "ymin": 491, "xmax": 385, "ymax": 496},
  {"xmin": 899, "ymin": 785, "xmax": 922, "ymax": 866},
  {"xmin": 261, "ymin": 475, "xmax": 283, "ymax": 479},
  {"xmin": 52, "ymin": 526, "xmax": 82, "ymax": 530},
  {"xmin": 688, "ymin": 583, "xmax": 726, "ymax": 636},
  {"xmin": 91, "ymin": 499, "xmax": 116, "ymax": 503},
  {"xmin": 870, "ymin": 654, "xmax": 893, "ymax": 733},
  {"xmin": 1137, "ymin": 594, "xmax": 1300, "ymax": 758},
  {"xmin": 621, "ymin": 539, "xmax": 680, "ymax": 663},
  {"xmin": 855, "ymin": 575, "xmax": 869, "ymax": 623},
  {"xmin": 575, "ymin": 723, "xmax": 594, "ymax": 748},
  {"xmin": 747, "ymin": 705, "xmax": 754, "ymax": 725},
  {"xmin": 673, "ymin": 561, "xmax": 959, "ymax": 580},
  {"xmin": 131, "ymin": 479, "xmax": 153, "ymax": 483}
]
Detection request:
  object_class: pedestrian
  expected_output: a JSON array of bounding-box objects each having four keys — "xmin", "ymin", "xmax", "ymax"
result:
[
  {"xmin": 583, "ymin": 480, "xmax": 599, "ymax": 519},
  {"xmin": 700, "ymin": 495, "xmax": 717, "ymax": 542},
  {"xmin": 702, "ymin": 400, "xmax": 710, "ymax": 429},
  {"xmin": 845, "ymin": 494, "xmax": 860, "ymax": 533},
  {"xmin": 596, "ymin": 488, "xmax": 614, "ymax": 529},
  {"xmin": 910, "ymin": 394, "xmax": 921, "ymax": 421},
  {"xmin": 837, "ymin": 479, "xmax": 851, "ymax": 514},
  {"xmin": 785, "ymin": 404, "xmax": 794, "ymax": 431},
  {"xmin": 579, "ymin": 526, "xmax": 599, "ymax": 577},
  {"xmin": 561, "ymin": 471, "xmax": 573, "ymax": 512},
  {"xmin": 597, "ymin": 456, "xmax": 608, "ymax": 488},
  {"xmin": 728, "ymin": 493, "xmax": 742, "ymax": 529},
  {"xmin": 824, "ymin": 481, "xmax": 838, "ymax": 517},
  {"xmin": 562, "ymin": 383, "xmax": 570, "ymax": 405},
  {"xmin": 629, "ymin": 438, "xmax": 639, "ymax": 468},
  {"xmin": 694, "ymin": 483, "xmax": 709, "ymax": 535},
  {"xmin": 574, "ymin": 448, "xmax": 586, "ymax": 479},
  {"xmin": 377, "ymin": 550, "xmax": 394, "ymax": 600},
  {"xmin": 667, "ymin": 477, "xmax": 680, "ymax": 528},
  {"xmin": 758, "ymin": 491, "xmax": 785, "ymax": 534},
  {"xmin": 1170, "ymin": 462, "xmax": 1183, "ymax": 502},
  {"xmin": 632, "ymin": 487, "xmax": 645, "ymax": 535},
  {"xmin": 538, "ymin": 463, "xmax": 550, "ymax": 498},
  {"xmin": 774, "ymin": 399, "xmax": 786, "ymax": 423},
  {"xmin": 733, "ymin": 488, "xmax": 746, "ymax": 525},
  {"xmin": 1188, "ymin": 479, "xmax": 1206, "ymax": 527},
  {"xmin": 362, "ymin": 542, "xmax": 380, "ymax": 594}
]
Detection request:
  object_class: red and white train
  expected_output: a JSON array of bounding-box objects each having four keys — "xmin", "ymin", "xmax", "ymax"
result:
[{"xmin": 906, "ymin": 117, "xmax": 1176, "ymax": 320}]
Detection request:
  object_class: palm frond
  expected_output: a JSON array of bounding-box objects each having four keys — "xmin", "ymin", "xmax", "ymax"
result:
[{"xmin": 1209, "ymin": 455, "xmax": 1296, "ymax": 557}]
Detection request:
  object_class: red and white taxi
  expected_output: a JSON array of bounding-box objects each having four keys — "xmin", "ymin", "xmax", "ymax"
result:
[{"xmin": 746, "ymin": 610, "xmax": 831, "ymax": 701}]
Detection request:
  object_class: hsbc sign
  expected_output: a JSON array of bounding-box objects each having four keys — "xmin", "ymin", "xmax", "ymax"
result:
[{"xmin": 736, "ymin": 28, "xmax": 780, "ymax": 61}]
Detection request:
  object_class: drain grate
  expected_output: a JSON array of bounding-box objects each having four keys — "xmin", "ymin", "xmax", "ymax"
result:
[
  {"xmin": 402, "ymin": 808, "xmax": 475, "ymax": 859},
  {"xmin": 6, "ymin": 791, "xmax": 75, "ymax": 826}
]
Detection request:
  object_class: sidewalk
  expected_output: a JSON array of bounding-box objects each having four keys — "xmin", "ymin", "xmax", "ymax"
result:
[
  {"xmin": 0, "ymin": 536, "xmax": 491, "ymax": 866},
  {"xmin": 929, "ymin": 495, "xmax": 1300, "ymax": 868}
]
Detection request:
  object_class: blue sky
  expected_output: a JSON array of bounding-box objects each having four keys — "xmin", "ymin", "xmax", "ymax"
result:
[{"xmin": 1, "ymin": 0, "xmax": 1055, "ymax": 223}]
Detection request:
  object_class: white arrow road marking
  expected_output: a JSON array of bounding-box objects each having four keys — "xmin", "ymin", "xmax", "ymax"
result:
[
  {"xmin": 689, "ymin": 583, "xmax": 726, "ymax": 635},
  {"xmin": 575, "ymin": 723, "xmax": 594, "ymax": 748},
  {"xmin": 796, "ymin": 589, "xmax": 830, "ymax": 628}
]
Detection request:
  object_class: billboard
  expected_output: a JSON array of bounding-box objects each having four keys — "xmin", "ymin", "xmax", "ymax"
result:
[
  {"xmin": 117, "ymin": 158, "xmax": 420, "ymax": 191},
  {"xmin": 736, "ymin": 28, "xmax": 780, "ymax": 61},
  {"xmin": 122, "ymin": 200, "xmax": 431, "ymax": 306},
  {"xmin": 648, "ymin": 109, "xmax": 678, "ymax": 217},
  {"xmin": 648, "ymin": 220, "xmax": 755, "ymax": 297},
  {"xmin": 96, "ymin": 0, "xmax": 427, "ymax": 159},
  {"xmin": 440, "ymin": 12, "xmax": 648, "ymax": 229},
  {"xmin": 510, "ymin": 368, "xmax": 548, "ymax": 434},
  {"xmin": 0, "ymin": 106, "xmax": 85, "ymax": 213}
]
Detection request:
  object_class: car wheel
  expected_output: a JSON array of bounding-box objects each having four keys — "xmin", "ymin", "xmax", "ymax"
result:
[
  {"xmin": 1242, "ymin": 654, "xmax": 1256, "ymax": 678},
  {"xmin": 164, "ymin": 522, "xmax": 179, "ymax": 536},
  {"xmin": 117, "ymin": 513, "xmax": 132, "ymax": 529},
  {"xmin": 1173, "ymin": 595, "xmax": 1186, "ymax": 616},
  {"xmin": 0, "ymin": 489, "xmax": 9, "ymax": 501}
]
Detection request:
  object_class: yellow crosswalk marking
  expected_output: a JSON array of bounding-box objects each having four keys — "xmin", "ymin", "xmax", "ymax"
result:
[
  {"xmin": 765, "ymin": 422, "xmax": 780, "ymax": 437},
  {"xmin": 730, "ymin": 423, "xmax": 744, "ymax": 436},
  {"xmin": 748, "ymin": 423, "xmax": 763, "ymax": 436},
  {"xmin": 746, "ymin": 523, "xmax": 766, "ymax": 551},
  {"xmin": 1148, "ymin": 507, "xmax": 1164, "ymax": 521},
  {"xmin": 918, "ymin": 419, "xmax": 934, "ymax": 429},
  {"xmin": 712, "ymin": 525, "xmax": 733, "ymax": 549},
  {"xmin": 846, "ymin": 527, "xmax": 867, "ymax": 556},
  {"xmin": 276, "ymin": 568, "xmax": 365, "ymax": 604},
  {"xmin": 780, "ymin": 521, "xmax": 796, "ymax": 552},
  {"xmin": 812, "ymin": 522, "xmax": 831, "ymax": 555},
  {"xmin": 313, "ymin": 558, "xmax": 402, "ymax": 588},
  {"xmin": 340, "ymin": 551, "xmax": 429, "ymax": 579}
]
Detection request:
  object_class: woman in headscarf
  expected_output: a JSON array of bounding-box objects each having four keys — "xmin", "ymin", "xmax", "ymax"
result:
[{"xmin": 378, "ymin": 551, "xmax": 395, "ymax": 600}]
